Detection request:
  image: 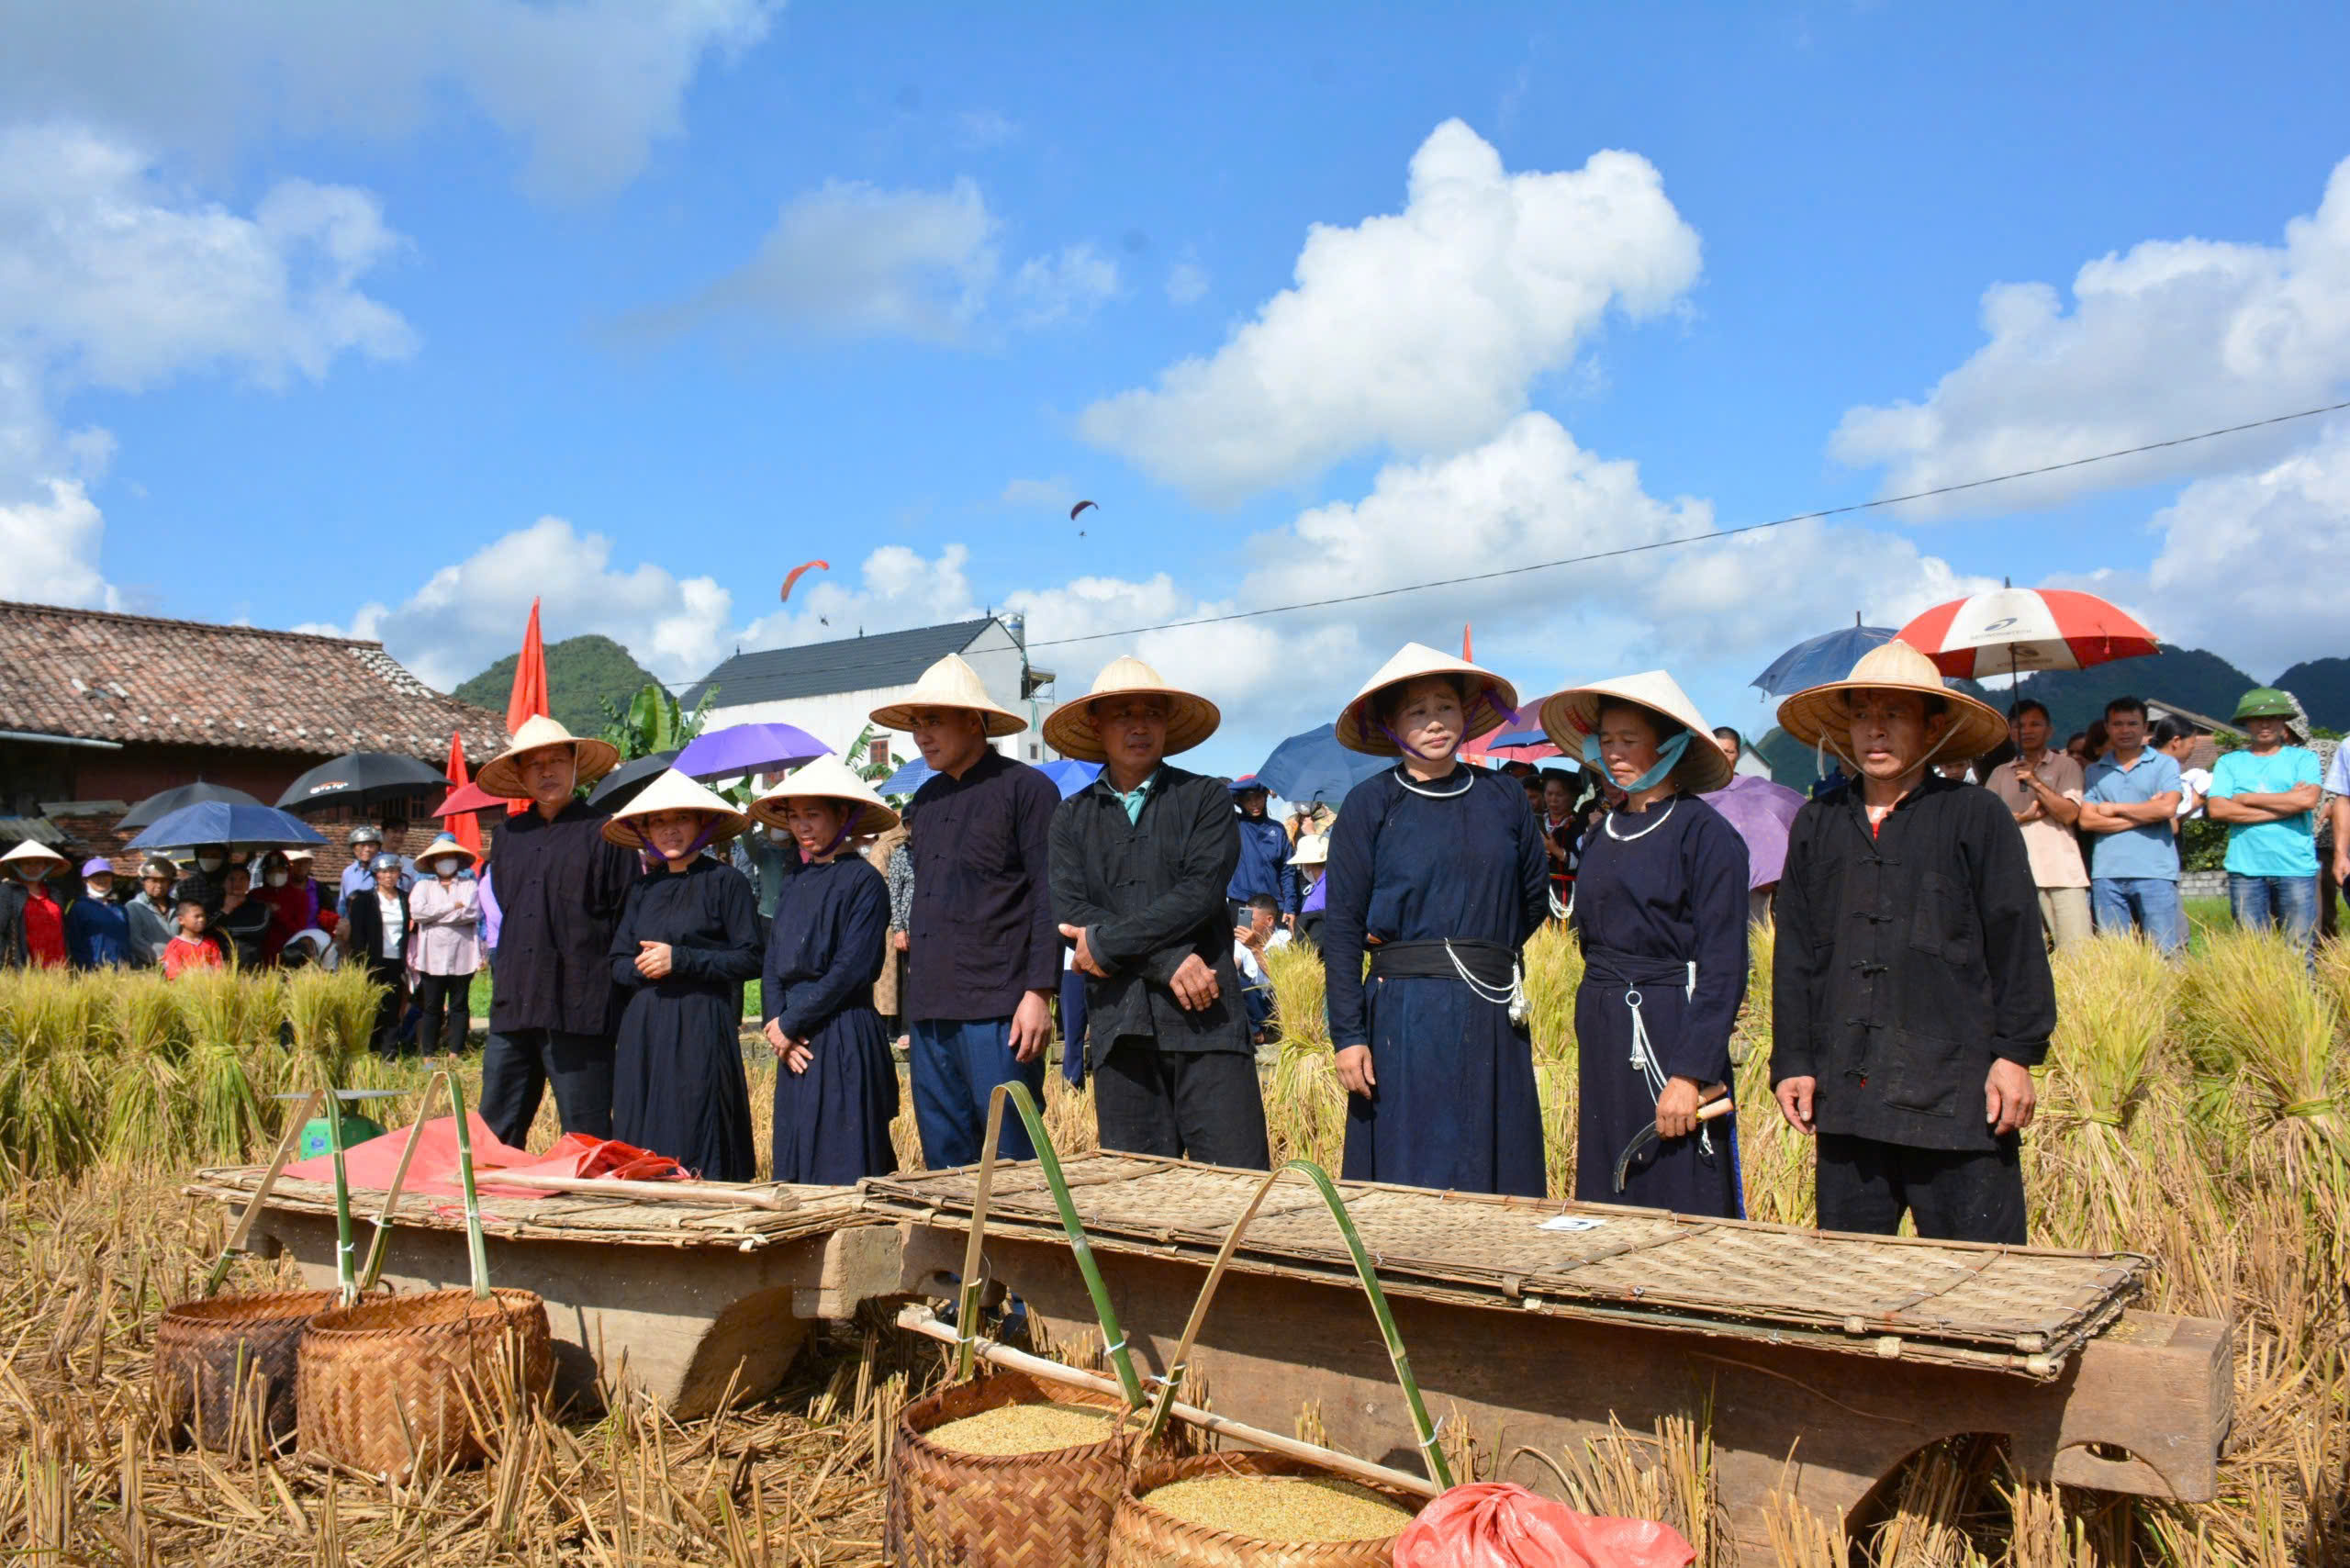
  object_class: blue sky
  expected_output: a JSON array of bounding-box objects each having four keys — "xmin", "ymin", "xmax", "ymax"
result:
[{"xmin": 6, "ymin": 2, "xmax": 2349, "ymax": 776}]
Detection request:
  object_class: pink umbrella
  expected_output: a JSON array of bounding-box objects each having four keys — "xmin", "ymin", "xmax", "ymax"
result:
[
  {"xmin": 1897, "ymin": 586, "xmax": 2156, "ymax": 680},
  {"xmin": 432, "ymin": 780, "xmax": 506, "ymax": 817}
]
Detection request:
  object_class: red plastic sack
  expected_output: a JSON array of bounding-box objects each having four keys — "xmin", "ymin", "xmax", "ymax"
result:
[
  {"xmin": 1392, "ymin": 1483, "xmax": 1695, "ymax": 1568},
  {"xmin": 285, "ymin": 1117, "xmax": 687, "ymax": 1202}
]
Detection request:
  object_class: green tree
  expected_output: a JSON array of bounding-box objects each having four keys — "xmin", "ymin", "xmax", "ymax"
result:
[{"xmin": 599, "ymin": 682, "xmax": 717, "ymax": 762}]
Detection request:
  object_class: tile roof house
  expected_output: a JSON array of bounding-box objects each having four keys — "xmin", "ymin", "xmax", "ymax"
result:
[
  {"xmin": 684, "ymin": 615, "xmax": 1062, "ymax": 770},
  {"xmin": 0, "ymin": 600, "xmax": 508, "ymax": 864}
]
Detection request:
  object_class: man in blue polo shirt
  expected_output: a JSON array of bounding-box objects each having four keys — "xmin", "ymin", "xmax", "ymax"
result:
[{"xmin": 2077, "ymin": 695, "xmax": 2186, "ymax": 955}]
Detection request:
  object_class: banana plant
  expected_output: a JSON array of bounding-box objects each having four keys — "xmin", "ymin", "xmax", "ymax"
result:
[{"xmin": 599, "ymin": 681, "xmax": 716, "ymax": 762}]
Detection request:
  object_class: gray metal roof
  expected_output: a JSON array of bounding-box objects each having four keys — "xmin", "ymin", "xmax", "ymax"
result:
[{"xmin": 685, "ymin": 619, "xmax": 998, "ymax": 709}]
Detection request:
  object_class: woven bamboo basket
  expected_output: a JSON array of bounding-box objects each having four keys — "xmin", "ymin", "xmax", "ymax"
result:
[
  {"xmin": 886, "ymin": 1369, "xmax": 1137, "ymax": 1567},
  {"xmin": 297, "ymin": 1287, "xmax": 553, "ymax": 1479},
  {"xmin": 155, "ymin": 1288, "xmax": 340, "ymax": 1450},
  {"xmin": 1108, "ymin": 1450, "xmax": 1421, "ymax": 1568}
]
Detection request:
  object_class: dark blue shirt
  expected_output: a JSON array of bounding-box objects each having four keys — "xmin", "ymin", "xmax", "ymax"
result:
[
  {"xmin": 1226, "ymin": 812, "xmax": 1295, "ymax": 915},
  {"xmin": 67, "ymin": 895, "xmax": 133, "ymax": 969},
  {"xmin": 903, "ymin": 750, "xmax": 1061, "ymax": 1023}
]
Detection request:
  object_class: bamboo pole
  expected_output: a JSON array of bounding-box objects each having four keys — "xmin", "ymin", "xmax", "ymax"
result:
[
  {"xmin": 480, "ymin": 1172, "xmax": 797, "ymax": 1211},
  {"xmin": 894, "ymin": 1305, "xmax": 1441, "ymax": 1500}
]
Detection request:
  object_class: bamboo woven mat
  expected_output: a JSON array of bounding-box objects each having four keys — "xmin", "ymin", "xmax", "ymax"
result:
[
  {"xmin": 185, "ymin": 1167, "xmax": 874, "ymax": 1250},
  {"xmin": 861, "ymin": 1156, "xmax": 2147, "ymax": 1379}
]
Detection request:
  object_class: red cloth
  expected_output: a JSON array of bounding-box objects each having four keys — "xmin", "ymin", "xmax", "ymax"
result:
[
  {"xmin": 1393, "ymin": 1484, "xmax": 1696, "ymax": 1568},
  {"xmin": 256, "ymin": 884, "xmax": 310, "ymax": 962},
  {"xmin": 284, "ymin": 1116, "xmax": 688, "ymax": 1202},
  {"xmin": 21, "ymin": 887, "xmax": 64, "ymax": 968},
  {"xmin": 163, "ymin": 935, "xmax": 222, "ymax": 978}
]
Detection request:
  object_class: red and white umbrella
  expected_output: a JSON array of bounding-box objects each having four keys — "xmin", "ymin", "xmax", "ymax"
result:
[{"xmin": 1896, "ymin": 587, "xmax": 2156, "ymax": 679}]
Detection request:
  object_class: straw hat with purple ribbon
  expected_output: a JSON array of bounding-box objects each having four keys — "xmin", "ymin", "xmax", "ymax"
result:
[
  {"xmin": 749, "ymin": 755, "xmax": 901, "ymax": 839},
  {"xmin": 600, "ymin": 768, "xmax": 750, "ymax": 851},
  {"xmin": 1335, "ymin": 643, "xmax": 1521, "ymax": 757}
]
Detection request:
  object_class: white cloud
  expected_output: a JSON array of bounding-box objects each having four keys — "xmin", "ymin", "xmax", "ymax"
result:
[
  {"xmin": 307, "ymin": 517, "xmax": 735, "ymax": 689},
  {"xmin": 0, "ymin": 125, "xmax": 413, "ymax": 610},
  {"xmin": 0, "ymin": 0, "xmax": 774, "ymax": 201},
  {"xmin": 637, "ymin": 175, "xmax": 1121, "ymax": 343},
  {"xmin": 1164, "ymin": 258, "xmax": 1209, "ymax": 306},
  {"xmin": 1078, "ymin": 119, "xmax": 1703, "ymax": 505},
  {"xmin": 1010, "ymin": 243, "xmax": 1119, "ymax": 327},
  {"xmin": 2121, "ymin": 420, "xmax": 2350, "ymax": 677},
  {"xmin": 1832, "ymin": 155, "xmax": 2350, "ymax": 516}
]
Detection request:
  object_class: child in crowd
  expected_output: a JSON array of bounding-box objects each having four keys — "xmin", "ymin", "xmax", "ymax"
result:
[{"xmin": 163, "ymin": 901, "xmax": 223, "ymax": 979}]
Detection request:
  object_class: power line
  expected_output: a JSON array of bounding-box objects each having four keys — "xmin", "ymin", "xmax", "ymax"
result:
[{"xmin": 1021, "ymin": 398, "xmax": 2350, "ymax": 652}]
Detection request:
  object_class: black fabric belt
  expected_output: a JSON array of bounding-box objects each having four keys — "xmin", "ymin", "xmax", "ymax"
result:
[
  {"xmin": 1368, "ymin": 939, "xmax": 1515, "ymax": 987},
  {"xmin": 1580, "ymin": 944, "xmax": 1693, "ymax": 989}
]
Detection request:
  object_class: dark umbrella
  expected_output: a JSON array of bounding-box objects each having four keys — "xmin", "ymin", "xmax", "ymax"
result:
[
  {"xmin": 127, "ymin": 801, "xmax": 329, "ymax": 852},
  {"xmin": 118, "ymin": 781, "xmax": 264, "ymax": 833},
  {"xmin": 274, "ymin": 752, "xmax": 451, "ymax": 814},
  {"xmin": 1254, "ymin": 722, "xmax": 1390, "ymax": 806},
  {"xmin": 586, "ymin": 750, "xmax": 682, "ymax": 813},
  {"xmin": 1751, "ymin": 619, "xmax": 1897, "ymax": 698}
]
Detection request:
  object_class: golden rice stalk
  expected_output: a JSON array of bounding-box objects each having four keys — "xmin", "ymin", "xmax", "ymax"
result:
[
  {"xmin": 281, "ymin": 967, "xmax": 354, "ymax": 1083},
  {"xmin": 1734, "ymin": 915, "xmax": 1774, "ymax": 1070},
  {"xmin": 1522, "ymin": 919, "xmax": 1581, "ymax": 1064},
  {"xmin": 2177, "ymin": 927, "xmax": 2345, "ymax": 1190},
  {"xmin": 99, "ymin": 1046, "xmax": 185, "ymax": 1171},
  {"xmin": 185, "ymin": 1035, "xmax": 267, "ymax": 1165},
  {"xmin": 1264, "ymin": 1033, "xmax": 1346, "ymax": 1170},
  {"xmin": 1041, "ymin": 1071, "xmax": 1098, "ymax": 1159},
  {"xmin": 319, "ymin": 967, "xmax": 386, "ymax": 1069},
  {"xmin": 1516, "ymin": 1411, "xmax": 1722, "ymax": 1566},
  {"xmin": 1533, "ymin": 1054, "xmax": 1577, "ymax": 1201},
  {"xmin": 1263, "ymin": 942, "xmax": 1329, "ymax": 1055},
  {"xmin": 2034, "ymin": 935, "xmax": 2180, "ymax": 1251}
]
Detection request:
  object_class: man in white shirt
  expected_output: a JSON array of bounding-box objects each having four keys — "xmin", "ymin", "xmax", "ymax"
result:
[
  {"xmin": 1983, "ymin": 700, "xmax": 2091, "ymax": 948},
  {"xmin": 1231, "ymin": 892, "xmax": 1289, "ymax": 1042}
]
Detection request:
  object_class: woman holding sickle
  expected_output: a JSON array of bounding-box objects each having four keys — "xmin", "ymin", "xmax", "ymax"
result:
[
  {"xmin": 1541, "ymin": 673, "xmax": 1749, "ymax": 1215},
  {"xmin": 1321, "ymin": 643, "xmax": 1550, "ymax": 1196}
]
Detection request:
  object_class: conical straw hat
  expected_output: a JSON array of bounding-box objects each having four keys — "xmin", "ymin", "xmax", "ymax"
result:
[
  {"xmin": 1539, "ymin": 671, "xmax": 1733, "ymax": 795},
  {"xmin": 600, "ymin": 769, "xmax": 750, "ymax": 851},
  {"xmin": 1041, "ymin": 655, "xmax": 1221, "ymax": 763},
  {"xmin": 868, "ymin": 653, "xmax": 1026, "ymax": 737},
  {"xmin": 748, "ymin": 754, "xmax": 901, "ymax": 838},
  {"xmin": 1775, "ymin": 639, "xmax": 2009, "ymax": 768},
  {"xmin": 1, "ymin": 840, "xmax": 67, "ymax": 872},
  {"xmin": 1335, "ymin": 643, "xmax": 1521, "ymax": 756},
  {"xmin": 477, "ymin": 714, "xmax": 622, "ymax": 798},
  {"xmin": 416, "ymin": 834, "xmax": 477, "ymax": 868}
]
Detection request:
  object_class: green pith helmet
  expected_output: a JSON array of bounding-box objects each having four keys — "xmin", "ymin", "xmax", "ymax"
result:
[{"xmin": 2232, "ymin": 688, "xmax": 2297, "ymax": 722}]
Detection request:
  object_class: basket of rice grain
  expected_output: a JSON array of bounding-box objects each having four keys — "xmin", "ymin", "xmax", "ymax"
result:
[
  {"xmin": 156, "ymin": 1288, "xmax": 341, "ymax": 1450},
  {"xmin": 887, "ymin": 1081, "xmax": 1163, "ymax": 1567},
  {"xmin": 1109, "ymin": 1450, "xmax": 1422, "ymax": 1568}
]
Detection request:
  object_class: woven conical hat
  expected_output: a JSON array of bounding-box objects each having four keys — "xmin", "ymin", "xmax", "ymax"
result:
[
  {"xmin": 1, "ymin": 840, "xmax": 67, "ymax": 871},
  {"xmin": 1776, "ymin": 639, "xmax": 2009, "ymax": 768},
  {"xmin": 417, "ymin": 834, "xmax": 477, "ymax": 868},
  {"xmin": 600, "ymin": 769, "xmax": 750, "ymax": 850},
  {"xmin": 1041, "ymin": 655, "xmax": 1221, "ymax": 763},
  {"xmin": 477, "ymin": 714, "xmax": 622, "ymax": 798},
  {"xmin": 749, "ymin": 754, "xmax": 901, "ymax": 838},
  {"xmin": 1539, "ymin": 671, "xmax": 1733, "ymax": 795},
  {"xmin": 868, "ymin": 653, "xmax": 1025, "ymax": 738},
  {"xmin": 1335, "ymin": 643, "xmax": 1521, "ymax": 756}
]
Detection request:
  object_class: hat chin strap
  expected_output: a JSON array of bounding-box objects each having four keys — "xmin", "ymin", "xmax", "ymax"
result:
[{"xmin": 1819, "ymin": 713, "xmax": 1960, "ymax": 783}]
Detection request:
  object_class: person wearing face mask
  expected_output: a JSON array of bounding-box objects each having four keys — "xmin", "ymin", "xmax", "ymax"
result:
[
  {"xmin": 173, "ymin": 843, "xmax": 232, "ymax": 924},
  {"xmin": 251, "ymin": 850, "xmax": 310, "ymax": 964},
  {"xmin": 0, "ymin": 842, "xmax": 73, "ymax": 968},
  {"xmin": 66, "ymin": 858, "xmax": 133, "ymax": 969},
  {"xmin": 1542, "ymin": 675, "xmax": 1749, "ymax": 1216},
  {"xmin": 605, "ymin": 771, "xmax": 766, "ymax": 1182},
  {"xmin": 407, "ymin": 834, "xmax": 485, "ymax": 1060},
  {"xmin": 212, "ymin": 866, "xmax": 274, "ymax": 969},
  {"xmin": 1323, "ymin": 644, "xmax": 1550, "ymax": 1197},
  {"xmin": 751, "ymin": 757, "xmax": 901, "ymax": 1184},
  {"xmin": 340, "ymin": 854, "xmax": 414, "ymax": 1052}
]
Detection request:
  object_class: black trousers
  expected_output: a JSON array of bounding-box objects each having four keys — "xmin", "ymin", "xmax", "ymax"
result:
[
  {"xmin": 478, "ymin": 1027, "xmax": 615, "ymax": 1148},
  {"xmin": 364, "ymin": 959, "xmax": 407, "ymax": 1057},
  {"xmin": 412, "ymin": 971, "xmax": 474, "ymax": 1055},
  {"xmin": 1093, "ymin": 1038, "xmax": 1270, "ymax": 1169},
  {"xmin": 1815, "ymin": 1132, "xmax": 2027, "ymax": 1245}
]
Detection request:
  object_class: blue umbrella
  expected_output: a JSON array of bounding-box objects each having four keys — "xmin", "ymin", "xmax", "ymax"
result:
[
  {"xmin": 1036, "ymin": 758, "xmax": 1102, "ymax": 799},
  {"xmin": 1751, "ymin": 621, "xmax": 1896, "ymax": 698},
  {"xmin": 1254, "ymin": 722, "xmax": 1389, "ymax": 806},
  {"xmin": 127, "ymin": 801, "xmax": 329, "ymax": 852},
  {"xmin": 879, "ymin": 756, "xmax": 937, "ymax": 796}
]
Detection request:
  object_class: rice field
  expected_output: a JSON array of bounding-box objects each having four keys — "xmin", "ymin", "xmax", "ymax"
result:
[{"xmin": 0, "ymin": 930, "xmax": 2344, "ymax": 1563}]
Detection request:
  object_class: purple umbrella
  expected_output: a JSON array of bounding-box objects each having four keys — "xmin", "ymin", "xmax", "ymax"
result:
[
  {"xmin": 673, "ymin": 722, "xmax": 832, "ymax": 782},
  {"xmin": 1698, "ymin": 773, "xmax": 1807, "ymax": 889}
]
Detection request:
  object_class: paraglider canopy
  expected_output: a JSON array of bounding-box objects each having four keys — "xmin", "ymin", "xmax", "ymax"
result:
[
  {"xmin": 780, "ymin": 560, "xmax": 830, "ymax": 602},
  {"xmin": 1069, "ymin": 500, "xmax": 1097, "ymax": 521}
]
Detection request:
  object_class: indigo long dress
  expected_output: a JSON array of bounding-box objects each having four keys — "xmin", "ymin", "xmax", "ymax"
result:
[
  {"xmin": 765, "ymin": 855, "xmax": 899, "ymax": 1185},
  {"xmin": 608, "ymin": 857, "xmax": 764, "ymax": 1182},
  {"xmin": 1323, "ymin": 764, "xmax": 1550, "ymax": 1196},
  {"xmin": 1570, "ymin": 793, "xmax": 1750, "ymax": 1216}
]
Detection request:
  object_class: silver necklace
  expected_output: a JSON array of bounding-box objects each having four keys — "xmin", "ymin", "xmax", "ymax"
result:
[
  {"xmin": 1393, "ymin": 763, "xmax": 1473, "ymax": 800},
  {"xmin": 1605, "ymin": 799, "xmax": 1678, "ymax": 842}
]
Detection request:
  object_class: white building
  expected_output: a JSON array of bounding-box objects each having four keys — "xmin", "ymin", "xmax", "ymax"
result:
[{"xmin": 683, "ymin": 616, "xmax": 1062, "ymax": 768}]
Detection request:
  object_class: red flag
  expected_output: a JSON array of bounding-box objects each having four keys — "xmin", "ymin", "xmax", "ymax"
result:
[
  {"xmin": 504, "ymin": 599, "xmax": 551, "ymax": 815},
  {"xmin": 443, "ymin": 732, "xmax": 485, "ymax": 859},
  {"xmin": 1462, "ymin": 623, "xmax": 1473, "ymax": 662},
  {"xmin": 506, "ymin": 598, "xmax": 549, "ymax": 734}
]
